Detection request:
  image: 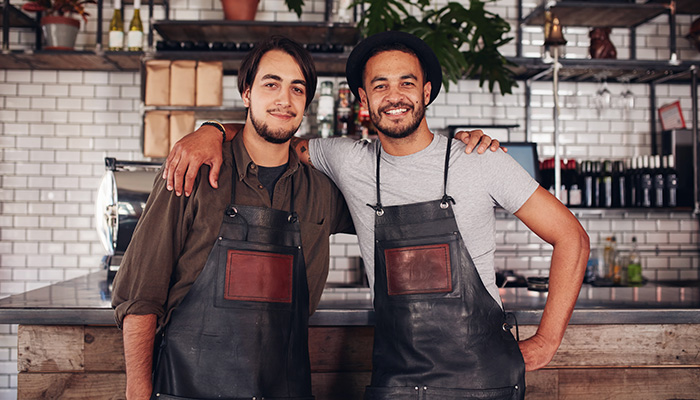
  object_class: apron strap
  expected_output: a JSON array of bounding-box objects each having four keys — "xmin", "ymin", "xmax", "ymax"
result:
[
  {"xmin": 441, "ymin": 132, "xmax": 456, "ymax": 208},
  {"xmin": 366, "ymin": 146, "xmax": 384, "ymax": 216}
]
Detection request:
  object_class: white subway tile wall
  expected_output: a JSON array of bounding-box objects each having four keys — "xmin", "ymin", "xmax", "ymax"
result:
[{"xmin": 1, "ymin": 0, "xmax": 700, "ymax": 396}]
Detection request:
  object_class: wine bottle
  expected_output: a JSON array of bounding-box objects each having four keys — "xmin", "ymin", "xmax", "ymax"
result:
[
  {"xmin": 108, "ymin": 0, "xmax": 124, "ymax": 51},
  {"xmin": 640, "ymin": 155, "xmax": 652, "ymax": 208},
  {"xmin": 626, "ymin": 236, "xmax": 643, "ymax": 286},
  {"xmin": 335, "ymin": 81, "xmax": 352, "ymax": 137},
  {"xmin": 127, "ymin": 0, "xmax": 144, "ymax": 51},
  {"xmin": 651, "ymin": 155, "xmax": 665, "ymax": 208},
  {"xmin": 663, "ymin": 154, "xmax": 678, "ymax": 207}
]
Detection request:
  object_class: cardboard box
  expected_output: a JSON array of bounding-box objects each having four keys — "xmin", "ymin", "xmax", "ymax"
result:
[
  {"xmin": 169, "ymin": 111, "xmax": 195, "ymax": 149},
  {"xmin": 144, "ymin": 60, "xmax": 171, "ymax": 106},
  {"xmin": 169, "ymin": 60, "xmax": 197, "ymax": 106},
  {"xmin": 196, "ymin": 61, "xmax": 223, "ymax": 107},
  {"xmin": 143, "ymin": 111, "xmax": 170, "ymax": 158}
]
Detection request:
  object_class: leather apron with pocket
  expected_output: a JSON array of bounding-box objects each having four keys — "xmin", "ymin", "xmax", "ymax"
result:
[
  {"xmin": 364, "ymin": 136, "xmax": 525, "ymax": 400},
  {"xmin": 151, "ymin": 162, "xmax": 314, "ymax": 400}
]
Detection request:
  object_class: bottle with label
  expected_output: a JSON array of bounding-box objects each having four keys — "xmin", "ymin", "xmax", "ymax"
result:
[
  {"xmin": 626, "ymin": 236, "xmax": 643, "ymax": 286},
  {"xmin": 600, "ymin": 160, "xmax": 613, "ymax": 208},
  {"xmin": 127, "ymin": 0, "xmax": 144, "ymax": 51},
  {"xmin": 639, "ymin": 155, "xmax": 653, "ymax": 208},
  {"xmin": 317, "ymin": 81, "xmax": 334, "ymax": 138},
  {"xmin": 602, "ymin": 236, "xmax": 617, "ymax": 284},
  {"xmin": 568, "ymin": 159, "xmax": 582, "ymax": 207},
  {"xmin": 335, "ymin": 81, "xmax": 352, "ymax": 137},
  {"xmin": 612, "ymin": 160, "xmax": 626, "ymax": 208},
  {"xmin": 652, "ymin": 155, "xmax": 665, "ymax": 208},
  {"xmin": 356, "ymin": 97, "xmax": 371, "ymax": 140},
  {"xmin": 108, "ymin": 0, "xmax": 124, "ymax": 51},
  {"xmin": 663, "ymin": 154, "xmax": 678, "ymax": 207}
]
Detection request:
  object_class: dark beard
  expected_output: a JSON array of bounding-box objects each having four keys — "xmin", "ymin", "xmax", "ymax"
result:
[
  {"xmin": 371, "ymin": 101, "xmax": 425, "ymax": 139},
  {"xmin": 249, "ymin": 107, "xmax": 300, "ymax": 144}
]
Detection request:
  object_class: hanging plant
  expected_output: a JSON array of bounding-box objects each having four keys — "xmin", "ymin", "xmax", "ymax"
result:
[{"xmin": 350, "ymin": 0, "xmax": 517, "ymax": 95}]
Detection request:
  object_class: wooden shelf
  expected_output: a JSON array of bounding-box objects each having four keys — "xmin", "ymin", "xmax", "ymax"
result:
[
  {"xmin": 0, "ymin": 4, "xmax": 36, "ymax": 28},
  {"xmin": 523, "ymin": 2, "xmax": 668, "ymax": 28},
  {"xmin": 152, "ymin": 20, "xmax": 360, "ymax": 46},
  {"xmin": 648, "ymin": 0, "xmax": 700, "ymax": 14},
  {"xmin": 0, "ymin": 50, "xmax": 142, "ymax": 71}
]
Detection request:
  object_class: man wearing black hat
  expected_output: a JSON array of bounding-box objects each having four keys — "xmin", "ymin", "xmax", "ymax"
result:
[{"xmin": 164, "ymin": 31, "xmax": 588, "ymax": 399}]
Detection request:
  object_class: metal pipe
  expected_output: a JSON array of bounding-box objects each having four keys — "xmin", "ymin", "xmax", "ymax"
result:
[
  {"xmin": 691, "ymin": 65, "xmax": 699, "ymax": 214},
  {"xmin": 2, "ymin": 0, "xmax": 9, "ymax": 53},
  {"xmin": 553, "ymin": 46, "xmax": 561, "ymax": 201}
]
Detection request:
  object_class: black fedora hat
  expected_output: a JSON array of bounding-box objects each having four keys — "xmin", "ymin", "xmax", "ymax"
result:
[{"xmin": 346, "ymin": 31, "xmax": 442, "ymax": 105}]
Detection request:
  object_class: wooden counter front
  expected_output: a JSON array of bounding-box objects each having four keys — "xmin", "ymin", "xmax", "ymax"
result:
[
  {"xmin": 4, "ymin": 272, "xmax": 700, "ymax": 399},
  {"xmin": 16, "ymin": 323, "xmax": 700, "ymax": 399}
]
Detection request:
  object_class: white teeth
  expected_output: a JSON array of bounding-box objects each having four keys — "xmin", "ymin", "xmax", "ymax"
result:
[{"xmin": 385, "ymin": 108, "xmax": 407, "ymax": 115}]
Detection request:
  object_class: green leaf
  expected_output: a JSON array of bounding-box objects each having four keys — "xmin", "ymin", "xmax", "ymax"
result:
[
  {"xmin": 352, "ymin": 0, "xmax": 518, "ymax": 95},
  {"xmin": 285, "ymin": 0, "xmax": 304, "ymax": 18}
]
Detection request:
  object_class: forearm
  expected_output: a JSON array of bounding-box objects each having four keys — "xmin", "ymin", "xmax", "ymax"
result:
[
  {"xmin": 123, "ymin": 314, "xmax": 157, "ymax": 400},
  {"xmin": 537, "ymin": 227, "xmax": 589, "ymax": 347}
]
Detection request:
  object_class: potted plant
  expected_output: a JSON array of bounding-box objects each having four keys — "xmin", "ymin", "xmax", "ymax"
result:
[
  {"xmin": 221, "ymin": 0, "xmax": 303, "ymax": 21},
  {"xmin": 22, "ymin": 0, "xmax": 96, "ymax": 50},
  {"xmin": 350, "ymin": 0, "xmax": 517, "ymax": 95}
]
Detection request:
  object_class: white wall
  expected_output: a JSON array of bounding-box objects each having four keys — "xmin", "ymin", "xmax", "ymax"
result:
[{"xmin": 1, "ymin": 0, "xmax": 699, "ymax": 396}]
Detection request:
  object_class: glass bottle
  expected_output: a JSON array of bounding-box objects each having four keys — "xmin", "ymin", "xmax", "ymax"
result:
[
  {"xmin": 108, "ymin": 0, "xmax": 124, "ymax": 51},
  {"xmin": 317, "ymin": 81, "xmax": 334, "ymax": 138},
  {"xmin": 627, "ymin": 236, "xmax": 643, "ymax": 286},
  {"xmin": 335, "ymin": 81, "xmax": 352, "ymax": 137},
  {"xmin": 127, "ymin": 0, "xmax": 144, "ymax": 51}
]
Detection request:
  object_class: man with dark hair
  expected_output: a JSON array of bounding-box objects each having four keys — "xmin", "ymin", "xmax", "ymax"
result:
[{"xmin": 111, "ymin": 36, "xmax": 355, "ymax": 400}]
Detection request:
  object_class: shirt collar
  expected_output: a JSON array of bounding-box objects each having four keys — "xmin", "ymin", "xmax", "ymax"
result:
[{"xmin": 231, "ymin": 130, "xmax": 301, "ymax": 181}]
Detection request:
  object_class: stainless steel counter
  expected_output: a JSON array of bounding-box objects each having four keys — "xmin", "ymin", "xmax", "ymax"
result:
[{"xmin": 0, "ymin": 271, "xmax": 698, "ymax": 326}]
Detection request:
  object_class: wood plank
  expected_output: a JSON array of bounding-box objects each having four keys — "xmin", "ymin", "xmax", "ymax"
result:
[
  {"xmin": 84, "ymin": 326, "xmax": 124, "ymax": 372},
  {"xmin": 557, "ymin": 368, "xmax": 700, "ymax": 399},
  {"xmin": 524, "ymin": 369, "xmax": 559, "ymax": 399},
  {"xmin": 311, "ymin": 371, "xmax": 371, "ymax": 400},
  {"xmin": 18, "ymin": 325, "xmax": 84, "ymax": 373},
  {"xmin": 18, "ymin": 372, "xmax": 125, "ymax": 400},
  {"xmin": 519, "ymin": 324, "xmax": 700, "ymax": 367},
  {"xmin": 309, "ymin": 326, "xmax": 373, "ymax": 372}
]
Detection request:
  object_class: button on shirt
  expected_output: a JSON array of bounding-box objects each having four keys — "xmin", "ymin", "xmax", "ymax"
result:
[{"xmin": 112, "ymin": 133, "xmax": 354, "ymax": 330}]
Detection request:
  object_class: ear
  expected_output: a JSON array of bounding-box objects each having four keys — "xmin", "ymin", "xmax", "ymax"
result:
[
  {"xmin": 242, "ymin": 87, "xmax": 251, "ymax": 108},
  {"xmin": 358, "ymin": 87, "xmax": 369, "ymax": 107},
  {"xmin": 423, "ymin": 81, "xmax": 432, "ymax": 105}
]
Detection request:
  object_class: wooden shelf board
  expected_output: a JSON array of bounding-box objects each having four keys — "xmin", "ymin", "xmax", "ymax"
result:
[
  {"xmin": 153, "ymin": 20, "xmax": 359, "ymax": 46},
  {"xmin": 524, "ymin": 2, "xmax": 668, "ymax": 28},
  {"xmin": 0, "ymin": 50, "xmax": 141, "ymax": 71}
]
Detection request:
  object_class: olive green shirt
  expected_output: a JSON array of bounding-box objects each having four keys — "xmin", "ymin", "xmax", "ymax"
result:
[{"xmin": 111, "ymin": 133, "xmax": 354, "ymax": 330}]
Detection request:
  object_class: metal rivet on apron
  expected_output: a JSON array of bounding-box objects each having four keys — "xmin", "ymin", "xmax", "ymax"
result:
[
  {"xmin": 376, "ymin": 209, "xmax": 384, "ymax": 216},
  {"xmin": 502, "ymin": 322, "xmax": 512, "ymax": 331},
  {"xmin": 218, "ymin": 236, "xmax": 222, "ymax": 241},
  {"xmin": 414, "ymin": 386, "xmax": 419, "ymax": 391},
  {"xmin": 423, "ymin": 386, "xmax": 428, "ymax": 390},
  {"xmin": 440, "ymin": 201, "xmax": 449, "ymax": 209},
  {"xmin": 515, "ymin": 385, "xmax": 519, "ymax": 390}
]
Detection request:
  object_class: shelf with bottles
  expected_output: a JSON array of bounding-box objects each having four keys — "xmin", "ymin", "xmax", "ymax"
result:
[{"xmin": 539, "ymin": 154, "xmax": 689, "ymax": 210}]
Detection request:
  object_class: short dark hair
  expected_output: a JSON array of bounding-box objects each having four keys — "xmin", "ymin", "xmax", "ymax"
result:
[{"xmin": 238, "ymin": 35, "xmax": 317, "ymax": 110}]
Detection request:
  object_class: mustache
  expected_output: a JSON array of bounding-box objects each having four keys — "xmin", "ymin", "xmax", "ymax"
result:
[
  {"xmin": 378, "ymin": 102, "xmax": 414, "ymax": 114},
  {"xmin": 267, "ymin": 108, "xmax": 297, "ymax": 118}
]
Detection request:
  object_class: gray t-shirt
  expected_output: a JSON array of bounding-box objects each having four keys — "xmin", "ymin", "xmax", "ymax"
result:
[{"xmin": 309, "ymin": 133, "xmax": 539, "ymax": 305}]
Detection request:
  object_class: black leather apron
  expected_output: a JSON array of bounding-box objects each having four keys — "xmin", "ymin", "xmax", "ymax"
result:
[
  {"xmin": 364, "ymin": 136, "xmax": 525, "ymax": 400},
  {"xmin": 152, "ymin": 161, "xmax": 313, "ymax": 400}
]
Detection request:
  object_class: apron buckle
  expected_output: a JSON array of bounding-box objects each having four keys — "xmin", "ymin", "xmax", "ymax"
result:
[
  {"xmin": 366, "ymin": 202, "xmax": 384, "ymax": 216},
  {"xmin": 226, "ymin": 206, "xmax": 238, "ymax": 217},
  {"xmin": 288, "ymin": 212, "xmax": 299, "ymax": 223}
]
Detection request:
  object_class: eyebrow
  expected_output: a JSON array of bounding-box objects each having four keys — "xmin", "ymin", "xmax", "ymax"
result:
[
  {"xmin": 370, "ymin": 73, "xmax": 419, "ymax": 84},
  {"xmin": 260, "ymin": 73, "xmax": 306, "ymax": 86}
]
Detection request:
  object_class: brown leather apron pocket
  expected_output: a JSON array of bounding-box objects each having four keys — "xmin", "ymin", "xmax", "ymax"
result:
[
  {"xmin": 224, "ymin": 249, "xmax": 293, "ymax": 303},
  {"xmin": 384, "ymin": 243, "xmax": 452, "ymax": 295}
]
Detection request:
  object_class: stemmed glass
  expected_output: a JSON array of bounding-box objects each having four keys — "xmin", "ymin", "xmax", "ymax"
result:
[{"xmin": 620, "ymin": 82, "xmax": 635, "ymax": 120}]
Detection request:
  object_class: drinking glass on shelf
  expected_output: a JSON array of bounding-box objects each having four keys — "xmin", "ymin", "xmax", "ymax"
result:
[
  {"xmin": 620, "ymin": 84, "xmax": 635, "ymax": 120},
  {"xmin": 594, "ymin": 80, "xmax": 611, "ymax": 118}
]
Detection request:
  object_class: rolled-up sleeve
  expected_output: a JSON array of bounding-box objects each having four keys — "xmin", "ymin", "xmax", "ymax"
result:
[{"xmin": 111, "ymin": 167, "xmax": 193, "ymax": 329}]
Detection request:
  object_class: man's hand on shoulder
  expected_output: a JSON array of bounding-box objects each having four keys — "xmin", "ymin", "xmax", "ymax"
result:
[
  {"xmin": 162, "ymin": 124, "xmax": 233, "ymax": 197},
  {"xmin": 454, "ymin": 129, "xmax": 507, "ymax": 154}
]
